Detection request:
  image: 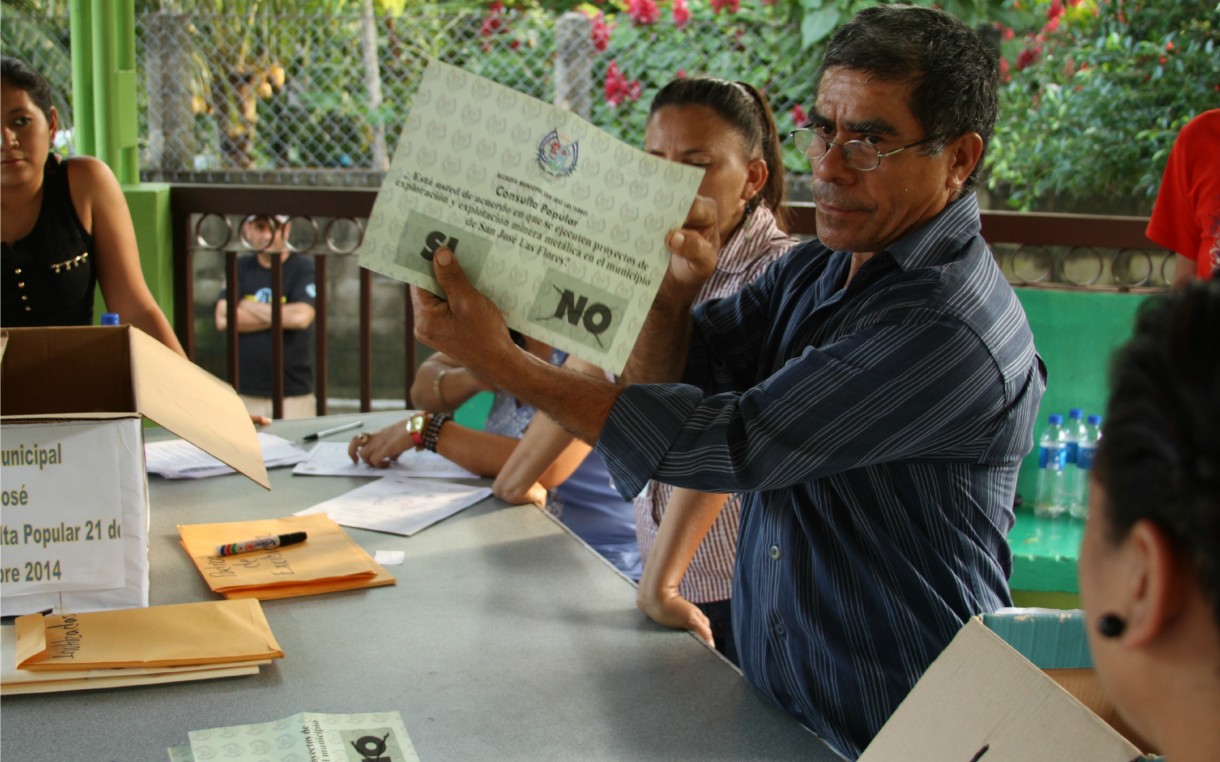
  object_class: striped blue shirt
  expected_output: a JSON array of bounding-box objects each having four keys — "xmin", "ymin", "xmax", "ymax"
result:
[{"xmin": 597, "ymin": 194, "xmax": 1045, "ymax": 758}]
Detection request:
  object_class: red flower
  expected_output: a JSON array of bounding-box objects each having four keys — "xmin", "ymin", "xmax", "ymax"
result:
[
  {"xmin": 590, "ymin": 12, "xmax": 612, "ymax": 52},
  {"xmin": 999, "ymin": 56, "xmax": 1011, "ymax": 83},
  {"xmin": 1016, "ymin": 45, "xmax": 1041, "ymax": 71},
  {"xmin": 1047, "ymin": 0, "xmax": 1064, "ymax": 21},
  {"xmin": 791, "ymin": 104, "xmax": 808, "ymax": 127},
  {"xmin": 627, "ymin": 0, "xmax": 660, "ymax": 26},
  {"xmin": 709, "ymin": 0, "xmax": 741, "ymax": 14},
  {"xmin": 604, "ymin": 60, "xmax": 642, "ymax": 108},
  {"xmin": 675, "ymin": 69, "xmax": 686, "ymax": 78},
  {"xmin": 672, "ymin": 0, "xmax": 691, "ymax": 29},
  {"xmin": 481, "ymin": 1, "xmax": 505, "ymax": 39}
]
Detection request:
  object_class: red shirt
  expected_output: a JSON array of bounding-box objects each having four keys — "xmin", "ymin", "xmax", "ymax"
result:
[{"xmin": 1146, "ymin": 109, "xmax": 1220, "ymax": 279}]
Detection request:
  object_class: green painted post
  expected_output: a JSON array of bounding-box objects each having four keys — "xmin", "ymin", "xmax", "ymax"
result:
[
  {"xmin": 68, "ymin": 0, "xmax": 94, "ymax": 156},
  {"xmin": 91, "ymin": 0, "xmax": 117, "ymax": 172},
  {"xmin": 73, "ymin": 0, "xmax": 176, "ymax": 329}
]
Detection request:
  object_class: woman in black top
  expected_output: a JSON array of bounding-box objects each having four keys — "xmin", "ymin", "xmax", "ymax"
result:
[{"xmin": 1, "ymin": 56, "xmax": 183, "ymax": 353}]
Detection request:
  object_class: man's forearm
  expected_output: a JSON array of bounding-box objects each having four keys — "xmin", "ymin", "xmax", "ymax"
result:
[
  {"xmin": 620, "ymin": 277, "xmax": 700, "ymax": 385},
  {"xmin": 482, "ymin": 346, "xmax": 622, "ymax": 445}
]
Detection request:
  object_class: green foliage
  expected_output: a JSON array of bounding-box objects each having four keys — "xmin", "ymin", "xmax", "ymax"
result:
[{"xmin": 986, "ymin": 0, "xmax": 1219, "ymax": 211}]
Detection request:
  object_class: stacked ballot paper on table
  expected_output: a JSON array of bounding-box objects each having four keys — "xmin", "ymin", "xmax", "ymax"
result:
[
  {"xmin": 293, "ymin": 441, "xmax": 478, "ymax": 478},
  {"xmin": 147, "ymin": 432, "xmax": 308, "ymax": 479},
  {"xmin": 297, "ymin": 473, "xmax": 492, "ymax": 536},
  {"xmin": 168, "ymin": 710, "xmax": 419, "ymax": 762},
  {"xmin": 178, "ymin": 513, "xmax": 395, "ymax": 600},
  {"xmin": 2, "ymin": 599, "xmax": 281, "ymax": 695}
]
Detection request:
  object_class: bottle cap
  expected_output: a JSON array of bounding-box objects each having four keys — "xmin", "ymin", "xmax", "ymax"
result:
[
  {"xmin": 1068, "ymin": 408, "xmax": 1084, "ymax": 418},
  {"xmin": 100, "ymin": 312, "xmax": 120, "ymax": 326},
  {"xmin": 1087, "ymin": 414, "xmax": 1102, "ymax": 425},
  {"xmin": 1048, "ymin": 414, "xmax": 1063, "ymax": 424}
]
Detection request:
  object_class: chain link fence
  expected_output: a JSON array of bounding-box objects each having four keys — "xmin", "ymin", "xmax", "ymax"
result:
[{"xmin": 4, "ymin": 7, "xmax": 820, "ymax": 193}]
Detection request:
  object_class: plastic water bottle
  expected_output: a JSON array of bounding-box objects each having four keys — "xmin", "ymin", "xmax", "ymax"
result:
[
  {"xmin": 1035, "ymin": 414, "xmax": 1068, "ymax": 518},
  {"xmin": 1070, "ymin": 415, "xmax": 1102, "ymax": 519},
  {"xmin": 1062, "ymin": 408, "xmax": 1088, "ymax": 516},
  {"xmin": 100, "ymin": 312, "xmax": 120, "ymax": 325}
]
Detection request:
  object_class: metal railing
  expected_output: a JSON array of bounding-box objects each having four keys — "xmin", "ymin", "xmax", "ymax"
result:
[{"xmin": 174, "ymin": 187, "xmax": 1169, "ymax": 415}]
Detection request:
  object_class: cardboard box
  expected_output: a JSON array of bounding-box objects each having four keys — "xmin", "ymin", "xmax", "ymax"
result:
[
  {"xmin": 860, "ymin": 614, "xmax": 1157, "ymax": 761},
  {"xmin": 1, "ymin": 326, "xmax": 268, "ymax": 616}
]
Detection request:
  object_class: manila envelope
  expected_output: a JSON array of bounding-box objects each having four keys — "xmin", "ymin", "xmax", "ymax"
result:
[
  {"xmin": 178, "ymin": 513, "xmax": 394, "ymax": 596},
  {"xmin": 15, "ymin": 598, "xmax": 283, "ymax": 670}
]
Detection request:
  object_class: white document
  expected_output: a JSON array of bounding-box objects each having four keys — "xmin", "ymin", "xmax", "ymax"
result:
[
  {"xmin": 297, "ymin": 474, "xmax": 492, "ymax": 536},
  {"xmin": 360, "ymin": 60, "xmax": 703, "ymax": 374},
  {"xmin": 292, "ymin": 441, "xmax": 478, "ymax": 479},
  {"xmin": 1, "ymin": 419, "xmax": 149, "ymax": 617},
  {"xmin": 145, "ymin": 433, "xmax": 307, "ymax": 479},
  {"xmin": 0, "ymin": 420, "xmax": 132, "ymax": 595},
  {"xmin": 172, "ymin": 711, "xmax": 419, "ymax": 762}
]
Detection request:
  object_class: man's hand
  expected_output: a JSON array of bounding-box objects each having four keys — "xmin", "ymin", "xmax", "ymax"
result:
[
  {"xmin": 637, "ymin": 582, "xmax": 714, "ymax": 647},
  {"xmin": 411, "ymin": 247, "xmax": 516, "ymax": 382}
]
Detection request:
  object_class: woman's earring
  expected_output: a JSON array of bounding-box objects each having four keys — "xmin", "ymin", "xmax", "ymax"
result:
[{"xmin": 1096, "ymin": 613, "xmax": 1126, "ymax": 639}]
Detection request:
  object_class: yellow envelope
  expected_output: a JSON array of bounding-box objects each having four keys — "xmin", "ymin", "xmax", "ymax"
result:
[
  {"xmin": 178, "ymin": 513, "xmax": 394, "ymax": 596},
  {"xmin": 15, "ymin": 598, "xmax": 283, "ymax": 670}
]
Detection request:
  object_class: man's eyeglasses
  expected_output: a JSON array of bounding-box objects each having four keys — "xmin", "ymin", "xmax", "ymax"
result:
[{"xmin": 788, "ymin": 128, "xmax": 934, "ymax": 172}]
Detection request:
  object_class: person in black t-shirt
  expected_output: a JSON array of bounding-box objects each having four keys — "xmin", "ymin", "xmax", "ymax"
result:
[{"xmin": 214, "ymin": 216, "xmax": 316, "ymax": 419}]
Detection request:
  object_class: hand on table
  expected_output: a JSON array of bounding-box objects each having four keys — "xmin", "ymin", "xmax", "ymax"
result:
[
  {"xmin": 637, "ymin": 582, "xmax": 714, "ymax": 648},
  {"xmin": 348, "ymin": 419, "xmax": 412, "ymax": 467}
]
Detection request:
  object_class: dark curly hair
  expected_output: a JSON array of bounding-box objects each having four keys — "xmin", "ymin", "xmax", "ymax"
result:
[
  {"xmin": 815, "ymin": 4, "xmax": 999, "ymax": 192},
  {"xmin": 1094, "ymin": 279, "xmax": 1220, "ymax": 627}
]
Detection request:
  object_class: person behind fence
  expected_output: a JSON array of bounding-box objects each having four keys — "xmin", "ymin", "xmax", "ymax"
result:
[
  {"xmin": 1145, "ymin": 109, "xmax": 1220, "ymax": 286},
  {"xmin": 408, "ymin": 5, "xmax": 1045, "ymax": 757},
  {"xmin": 0, "ymin": 56, "xmax": 184, "ymax": 354},
  {"xmin": 214, "ymin": 215, "xmax": 317, "ymax": 420},
  {"xmin": 349, "ymin": 335, "xmax": 642, "ymax": 579},
  {"xmin": 629, "ymin": 75, "xmax": 797, "ymax": 667},
  {"xmin": 1078, "ymin": 279, "xmax": 1220, "ymax": 762}
]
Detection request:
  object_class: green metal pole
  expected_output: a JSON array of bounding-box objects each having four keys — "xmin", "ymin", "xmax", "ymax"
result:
[
  {"xmin": 68, "ymin": 0, "xmax": 94, "ymax": 157},
  {"xmin": 117, "ymin": 0, "xmax": 139, "ymax": 184},
  {"xmin": 90, "ymin": 0, "xmax": 118, "ymax": 172}
]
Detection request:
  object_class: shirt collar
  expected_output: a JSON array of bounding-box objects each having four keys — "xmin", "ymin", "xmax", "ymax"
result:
[{"xmin": 884, "ymin": 192, "xmax": 981, "ymax": 272}]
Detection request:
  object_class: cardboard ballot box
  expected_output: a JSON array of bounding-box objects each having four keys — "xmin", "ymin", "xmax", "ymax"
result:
[
  {"xmin": 0, "ymin": 326, "xmax": 268, "ymax": 617},
  {"xmin": 860, "ymin": 613, "xmax": 1157, "ymax": 761}
]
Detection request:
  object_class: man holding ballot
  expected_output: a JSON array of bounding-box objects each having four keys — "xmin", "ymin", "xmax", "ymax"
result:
[{"xmin": 411, "ymin": 5, "xmax": 1044, "ymax": 758}]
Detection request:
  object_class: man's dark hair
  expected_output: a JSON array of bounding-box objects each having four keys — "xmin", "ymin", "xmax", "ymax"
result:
[
  {"xmin": 649, "ymin": 76, "xmax": 789, "ymax": 230},
  {"xmin": 1, "ymin": 56, "xmax": 56, "ymax": 122},
  {"xmin": 1094, "ymin": 279, "xmax": 1220, "ymax": 627},
  {"xmin": 815, "ymin": 4, "xmax": 999, "ymax": 191}
]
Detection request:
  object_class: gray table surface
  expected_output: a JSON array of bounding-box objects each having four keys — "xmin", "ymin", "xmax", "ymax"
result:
[{"xmin": 1, "ymin": 413, "xmax": 841, "ymax": 762}]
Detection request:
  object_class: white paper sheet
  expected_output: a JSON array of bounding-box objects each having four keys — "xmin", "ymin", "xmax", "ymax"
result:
[
  {"xmin": 359, "ymin": 60, "xmax": 703, "ymax": 374},
  {"xmin": 296, "ymin": 475, "xmax": 492, "ymax": 536},
  {"xmin": 292, "ymin": 442, "xmax": 478, "ymax": 479},
  {"xmin": 145, "ymin": 433, "xmax": 307, "ymax": 479}
]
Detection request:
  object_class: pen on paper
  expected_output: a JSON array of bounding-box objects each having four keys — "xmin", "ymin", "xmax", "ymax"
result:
[
  {"xmin": 303, "ymin": 420, "xmax": 363, "ymax": 441},
  {"xmin": 215, "ymin": 531, "xmax": 308, "ymax": 557}
]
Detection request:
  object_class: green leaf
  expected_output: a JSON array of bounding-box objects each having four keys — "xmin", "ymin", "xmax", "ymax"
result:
[{"xmin": 800, "ymin": 6, "xmax": 839, "ymax": 50}]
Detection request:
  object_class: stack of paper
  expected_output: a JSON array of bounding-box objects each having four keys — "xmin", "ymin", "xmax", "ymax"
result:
[
  {"xmin": 298, "ymin": 473, "xmax": 492, "ymax": 536},
  {"xmin": 2, "ymin": 599, "xmax": 282, "ymax": 695},
  {"xmin": 178, "ymin": 513, "xmax": 395, "ymax": 599},
  {"xmin": 293, "ymin": 441, "xmax": 478, "ymax": 478},
  {"xmin": 168, "ymin": 710, "xmax": 419, "ymax": 762},
  {"xmin": 146, "ymin": 432, "xmax": 308, "ymax": 479}
]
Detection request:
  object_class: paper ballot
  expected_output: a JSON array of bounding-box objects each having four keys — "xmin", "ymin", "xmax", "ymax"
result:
[
  {"xmin": 297, "ymin": 474, "xmax": 492, "ymax": 536},
  {"xmin": 360, "ymin": 60, "xmax": 703, "ymax": 374},
  {"xmin": 169, "ymin": 711, "xmax": 419, "ymax": 762}
]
